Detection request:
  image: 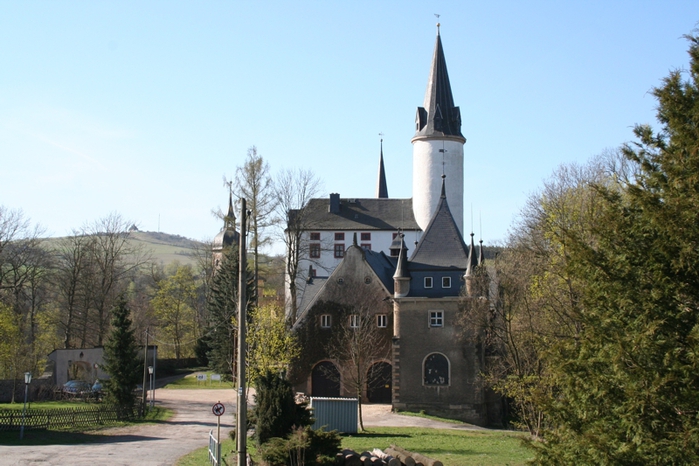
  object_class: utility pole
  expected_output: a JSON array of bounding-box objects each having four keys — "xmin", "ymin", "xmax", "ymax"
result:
[
  {"xmin": 141, "ymin": 328, "xmax": 149, "ymax": 414},
  {"xmin": 236, "ymin": 199, "xmax": 248, "ymax": 466}
]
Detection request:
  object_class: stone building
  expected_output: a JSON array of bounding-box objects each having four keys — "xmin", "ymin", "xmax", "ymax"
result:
[{"xmin": 287, "ymin": 26, "xmax": 502, "ymax": 426}]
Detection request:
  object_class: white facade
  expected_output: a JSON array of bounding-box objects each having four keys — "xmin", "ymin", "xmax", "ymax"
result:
[
  {"xmin": 299, "ymin": 229, "xmax": 421, "ymax": 278},
  {"xmin": 412, "ymin": 136, "xmax": 465, "ymax": 235}
]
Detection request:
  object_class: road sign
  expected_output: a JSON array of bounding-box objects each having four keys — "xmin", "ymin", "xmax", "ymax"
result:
[
  {"xmin": 212, "ymin": 402, "xmax": 225, "ymax": 416},
  {"xmin": 196, "ymin": 374, "xmax": 207, "ymax": 381}
]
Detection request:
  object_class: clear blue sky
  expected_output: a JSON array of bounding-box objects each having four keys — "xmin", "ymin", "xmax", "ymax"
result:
[{"xmin": 1, "ymin": 1, "xmax": 696, "ymax": 254}]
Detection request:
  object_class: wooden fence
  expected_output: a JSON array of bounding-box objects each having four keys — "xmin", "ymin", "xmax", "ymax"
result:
[{"xmin": 0, "ymin": 405, "xmax": 137, "ymax": 432}]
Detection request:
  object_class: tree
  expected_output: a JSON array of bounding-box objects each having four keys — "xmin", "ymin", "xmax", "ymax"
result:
[
  {"xmin": 321, "ymin": 279, "xmax": 392, "ymax": 431},
  {"xmin": 247, "ymin": 301, "xmax": 299, "ymax": 385},
  {"xmin": 529, "ymin": 34, "xmax": 699, "ymax": 464},
  {"xmin": 86, "ymin": 213, "xmax": 150, "ymax": 346},
  {"xmin": 234, "ymin": 146, "xmax": 277, "ymax": 305},
  {"xmin": 206, "ymin": 246, "xmax": 255, "ymax": 379},
  {"xmin": 254, "ymin": 370, "xmax": 312, "ymax": 446},
  {"xmin": 102, "ymin": 295, "xmax": 141, "ymax": 411},
  {"xmin": 460, "ymin": 158, "xmax": 612, "ymax": 436},
  {"xmin": 152, "ymin": 264, "xmax": 197, "ymax": 360},
  {"xmin": 274, "ymin": 168, "xmax": 321, "ymax": 324}
]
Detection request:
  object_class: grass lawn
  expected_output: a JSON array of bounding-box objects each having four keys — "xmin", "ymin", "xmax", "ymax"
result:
[
  {"xmin": 163, "ymin": 372, "xmax": 235, "ymax": 389},
  {"xmin": 176, "ymin": 427, "xmax": 532, "ymax": 466},
  {"xmin": 0, "ymin": 406, "xmax": 173, "ymax": 446}
]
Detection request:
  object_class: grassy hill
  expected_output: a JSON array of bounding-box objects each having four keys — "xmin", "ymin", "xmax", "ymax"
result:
[{"xmin": 42, "ymin": 230, "xmax": 206, "ymax": 268}]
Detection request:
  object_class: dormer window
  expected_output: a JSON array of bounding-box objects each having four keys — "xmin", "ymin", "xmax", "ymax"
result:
[
  {"xmin": 424, "ymin": 277, "xmax": 433, "ymax": 289},
  {"xmin": 442, "ymin": 277, "xmax": 451, "ymax": 288}
]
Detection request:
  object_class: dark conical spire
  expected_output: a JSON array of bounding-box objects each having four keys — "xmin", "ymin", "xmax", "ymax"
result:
[
  {"xmin": 478, "ymin": 239, "xmax": 485, "ymax": 266},
  {"xmin": 465, "ymin": 232, "xmax": 478, "ymax": 277},
  {"xmin": 224, "ymin": 192, "xmax": 236, "ymax": 229},
  {"xmin": 376, "ymin": 138, "xmax": 389, "ymax": 198},
  {"xmin": 393, "ymin": 234, "xmax": 410, "ymax": 279},
  {"xmin": 414, "ymin": 25, "xmax": 464, "ymax": 140}
]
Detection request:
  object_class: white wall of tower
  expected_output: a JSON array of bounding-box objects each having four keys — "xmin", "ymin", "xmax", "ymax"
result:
[{"xmin": 412, "ymin": 137, "xmax": 464, "ymax": 234}]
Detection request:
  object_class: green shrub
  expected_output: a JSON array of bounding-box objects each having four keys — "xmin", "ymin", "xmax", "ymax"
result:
[
  {"xmin": 257, "ymin": 427, "xmax": 341, "ymax": 466},
  {"xmin": 254, "ymin": 370, "xmax": 312, "ymax": 445}
]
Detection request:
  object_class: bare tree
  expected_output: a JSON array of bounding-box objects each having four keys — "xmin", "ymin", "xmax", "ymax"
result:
[
  {"xmin": 274, "ymin": 168, "xmax": 321, "ymax": 325},
  {"xmin": 83, "ymin": 213, "xmax": 151, "ymax": 346},
  {"xmin": 234, "ymin": 146, "xmax": 277, "ymax": 305},
  {"xmin": 323, "ymin": 281, "xmax": 392, "ymax": 431}
]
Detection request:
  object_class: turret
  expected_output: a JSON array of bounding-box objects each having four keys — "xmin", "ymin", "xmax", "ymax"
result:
[
  {"xmin": 412, "ymin": 24, "xmax": 466, "ymax": 234},
  {"xmin": 376, "ymin": 138, "xmax": 389, "ymax": 198},
  {"xmin": 393, "ymin": 234, "xmax": 411, "ymax": 298}
]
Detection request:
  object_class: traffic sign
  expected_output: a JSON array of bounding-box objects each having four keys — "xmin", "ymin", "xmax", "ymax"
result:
[{"xmin": 212, "ymin": 402, "xmax": 225, "ymax": 416}]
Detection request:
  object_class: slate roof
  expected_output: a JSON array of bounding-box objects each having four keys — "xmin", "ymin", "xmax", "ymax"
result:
[
  {"xmin": 408, "ymin": 179, "xmax": 469, "ymax": 270},
  {"xmin": 364, "ymin": 249, "xmax": 397, "ymax": 293},
  {"xmin": 293, "ymin": 197, "xmax": 420, "ymax": 231},
  {"xmin": 414, "ymin": 28, "xmax": 464, "ymax": 140}
]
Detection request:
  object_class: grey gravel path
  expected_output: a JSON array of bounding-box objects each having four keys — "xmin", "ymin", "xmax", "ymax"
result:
[{"xmin": 0, "ymin": 388, "xmax": 485, "ymax": 465}]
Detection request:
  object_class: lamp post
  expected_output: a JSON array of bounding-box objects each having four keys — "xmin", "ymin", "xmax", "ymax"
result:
[
  {"xmin": 20, "ymin": 372, "xmax": 32, "ymax": 440},
  {"xmin": 148, "ymin": 366, "xmax": 153, "ymax": 410}
]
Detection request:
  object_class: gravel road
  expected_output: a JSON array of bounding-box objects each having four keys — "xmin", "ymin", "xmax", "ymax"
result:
[{"xmin": 0, "ymin": 387, "xmax": 484, "ymax": 465}]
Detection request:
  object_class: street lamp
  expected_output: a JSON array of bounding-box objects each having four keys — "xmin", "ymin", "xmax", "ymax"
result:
[
  {"xmin": 20, "ymin": 372, "xmax": 32, "ymax": 440},
  {"xmin": 148, "ymin": 366, "xmax": 153, "ymax": 410}
]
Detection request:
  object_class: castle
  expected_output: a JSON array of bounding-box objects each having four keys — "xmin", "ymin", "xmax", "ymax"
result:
[{"xmin": 283, "ymin": 25, "xmax": 501, "ymax": 426}]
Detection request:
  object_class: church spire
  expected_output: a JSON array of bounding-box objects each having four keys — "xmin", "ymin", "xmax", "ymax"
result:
[
  {"xmin": 376, "ymin": 137, "xmax": 389, "ymax": 198},
  {"xmin": 224, "ymin": 191, "xmax": 236, "ymax": 230}
]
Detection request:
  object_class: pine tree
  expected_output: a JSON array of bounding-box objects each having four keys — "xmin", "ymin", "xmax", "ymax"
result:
[
  {"xmin": 102, "ymin": 295, "xmax": 141, "ymax": 411},
  {"xmin": 532, "ymin": 33, "xmax": 699, "ymax": 465},
  {"xmin": 207, "ymin": 246, "xmax": 240, "ymax": 379}
]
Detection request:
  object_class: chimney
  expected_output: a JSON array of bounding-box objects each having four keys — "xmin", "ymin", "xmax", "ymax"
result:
[{"xmin": 329, "ymin": 193, "xmax": 340, "ymax": 213}]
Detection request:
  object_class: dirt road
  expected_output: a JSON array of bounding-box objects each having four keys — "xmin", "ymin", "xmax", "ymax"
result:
[
  {"xmin": 0, "ymin": 388, "xmax": 483, "ymax": 465},
  {"xmin": 1, "ymin": 389, "xmax": 237, "ymax": 466}
]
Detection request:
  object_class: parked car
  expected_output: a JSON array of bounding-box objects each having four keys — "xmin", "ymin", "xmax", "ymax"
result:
[{"xmin": 63, "ymin": 380, "xmax": 91, "ymax": 396}]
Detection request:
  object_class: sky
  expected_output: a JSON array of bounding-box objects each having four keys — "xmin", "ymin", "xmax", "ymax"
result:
[{"xmin": 1, "ymin": 1, "xmax": 697, "ymax": 255}]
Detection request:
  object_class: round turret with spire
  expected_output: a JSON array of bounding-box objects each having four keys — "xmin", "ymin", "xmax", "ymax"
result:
[{"xmin": 412, "ymin": 24, "xmax": 466, "ymax": 235}]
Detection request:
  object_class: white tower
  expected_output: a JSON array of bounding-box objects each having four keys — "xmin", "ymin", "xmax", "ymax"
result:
[{"xmin": 412, "ymin": 25, "xmax": 466, "ymax": 234}]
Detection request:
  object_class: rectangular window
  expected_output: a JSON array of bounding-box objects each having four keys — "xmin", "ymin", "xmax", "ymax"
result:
[
  {"xmin": 361, "ymin": 243, "xmax": 371, "ymax": 250},
  {"xmin": 310, "ymin": 232, "xmax": 320, "ymax": 241},
  {"xmin": 424, "ymin": 277, "xmax": 433, "ymax": 289},
  {"xmin": 310, "ymin": 243, "xmax": 321, "ymax": 258},
  {"xmin": 320, "ymin": 314, "xmax": 331, "ymax": 328},
  {"xmin": 334, "ymin": 232, "xmax": 345, "ymax": 241},
  {"xmin": 349, "ymin": 314, "xmax": 360, "ymax": 328},
  {"xmin": 361, "ymin": 232, "xmax": 371, "ymax": 241},
  {"xmin": 334, "ymin": 244, "xmax": 345, "ymax": 258},
  {"xmin": 429, "ymin": 311, "xmax": 444, "ymax": 328},
  {"xmin": 442, "ymin": 277, "xmax": 451, "ymax": 288},
  {"xmin": 376, "ymin": 314, "xmax": 387, "ymax": 328}
]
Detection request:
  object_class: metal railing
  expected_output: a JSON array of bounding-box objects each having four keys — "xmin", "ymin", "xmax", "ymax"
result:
[{"xmin": 208, "ymin": 429, "xmax": 221, "ymax": 466}]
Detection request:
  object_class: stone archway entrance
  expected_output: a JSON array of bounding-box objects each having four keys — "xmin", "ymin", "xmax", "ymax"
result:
[
  {"xmin": 366, "ymin": 362, "xmax": 392, "ymax": 403},
  {"xmin": 311, "ymin": 361, "xmax": 341, "ymax": 397}
]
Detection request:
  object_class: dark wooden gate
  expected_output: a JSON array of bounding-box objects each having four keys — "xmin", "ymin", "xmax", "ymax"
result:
[
  {"xmin": 311, "ymin": 361, "xmax": 341, "ymax": 397},
  {"xmin": 367, "ymin": 362, "xmax": 392, "ymax": 403}
]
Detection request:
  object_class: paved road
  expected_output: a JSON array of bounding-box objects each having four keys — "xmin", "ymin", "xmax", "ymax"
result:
[{"xmin": 0, "ymin": 388, "xmax": 484, "ymax": 465}]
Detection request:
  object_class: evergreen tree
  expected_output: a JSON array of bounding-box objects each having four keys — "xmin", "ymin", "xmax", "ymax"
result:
[
  {"xmin": 532, "ymin": 34, "xmax": 699, "ymax": 464},
  {"xmin": 102, "ymin": 295, "xmax": 141, "ymax": 411},
  {"xmin": 254, "ymin": 370, "xmax": 312, "ymax": 446},
  {"xmin": 207, "ymin": 246, "xmax": 240, "ymax": 379},
  {"xmin": 206, "ymin": 246, "xmax": 255, "ymax": 379}
]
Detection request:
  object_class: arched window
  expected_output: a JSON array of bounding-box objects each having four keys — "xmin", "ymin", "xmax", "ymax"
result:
[{"xmin": 423, "ymin": 353, "xmax": 449, "ymax": 386}]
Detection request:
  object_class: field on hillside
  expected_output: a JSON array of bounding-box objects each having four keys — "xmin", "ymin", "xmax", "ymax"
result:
[{"xmin": 41, "ymin": 230, "xmax": 205, "ymax": 268}]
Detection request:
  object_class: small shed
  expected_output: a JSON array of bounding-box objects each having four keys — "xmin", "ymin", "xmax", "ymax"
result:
[{"xmin": 309, "ymin": 397, "xmax": 358, "ymax": 434}]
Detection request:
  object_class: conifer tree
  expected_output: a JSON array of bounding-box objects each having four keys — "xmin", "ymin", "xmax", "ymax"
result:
[
  {"xmin": 102, "ymin": 295, "xmax": 141, "ymax": 411},
  {"xmin": 532, "ymin": 33, "xmax": 699, "ymax": 465},
  {"xmin": 254, "ymin": 370, "xmax": 312, "ymax": 446}
]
